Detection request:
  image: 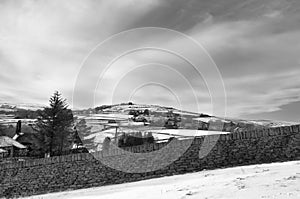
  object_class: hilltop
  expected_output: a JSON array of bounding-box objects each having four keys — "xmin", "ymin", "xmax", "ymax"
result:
[
  {"xmin": 76, "ymin": 102, "xmax": 296, "ymax": 129},
  {"xmin": 72, "ymin": 103, "xmax": 298, "ymax": 151}
]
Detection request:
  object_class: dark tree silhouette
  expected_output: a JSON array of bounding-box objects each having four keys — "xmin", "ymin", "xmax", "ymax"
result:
[
  {"xmin": 0, "ymin": 124, "xmax": 6, "ymax": 136},
  {"xmin": 143, "ymin": 109, "xmax": 150, "ymax": 116},
  {"xmin": 117, "ymin": 132, "xmax": 155, "ymax": 147},
  {"xmin": 36, "ymin": 91, "xmax": 74, "ymax": 156}
]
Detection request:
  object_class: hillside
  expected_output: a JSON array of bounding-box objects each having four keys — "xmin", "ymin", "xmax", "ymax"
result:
[
  {"xmin": 78, "ymin": 103, "xmax": 297, "ymax": 131},
  {"xmin": 0, "ymin": 103, "xmax": 44, "ymax": 112},
  {"xmin": 1, "ymin": 102, "xmax": 297, "ymax": 147},
  {"xmin": 71, "ymin": 103, "xmax": 299, "ymax": 152},
  {"xmin": 83, "ymin": 103, "xmax": 297, "ymax": 127}
]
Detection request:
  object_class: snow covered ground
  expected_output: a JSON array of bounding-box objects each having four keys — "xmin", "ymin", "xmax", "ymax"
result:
[
  {"xmin": 84, "ymin": 128, "xmax": 230, "ymax": 149},
  {"xmin": 25, "ymin": 161, "xmax": 300, "ymax": 199}
]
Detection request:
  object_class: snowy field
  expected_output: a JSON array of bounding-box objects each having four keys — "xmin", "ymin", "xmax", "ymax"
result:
[
  {"xmin": 25, "ymin": 161, "xmax": 300, "ymax": 199},
  {"xmin": 85, "ymin": 128, "xmax": 230, "ymax": 149}
]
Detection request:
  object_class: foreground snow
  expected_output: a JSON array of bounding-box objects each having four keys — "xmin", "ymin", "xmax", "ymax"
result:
[{"xmin": 26, "ymin": 161, "xmax": 300, "ymax": 199}]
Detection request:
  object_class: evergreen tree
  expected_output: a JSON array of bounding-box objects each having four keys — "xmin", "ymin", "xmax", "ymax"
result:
[{"xmin": 36, "ymin": 91, "xmax": 74, "ymax": 156}]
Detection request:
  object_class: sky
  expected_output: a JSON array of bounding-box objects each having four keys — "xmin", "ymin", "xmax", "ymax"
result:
[{"xmin": 0, "ymin": 0, "xmax": 300, "ymax": 122}]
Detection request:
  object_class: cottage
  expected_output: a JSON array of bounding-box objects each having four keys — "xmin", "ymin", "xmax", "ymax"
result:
[{"xmin": 0, "ymin": 136, "xmax": 27, "ymax": 158}]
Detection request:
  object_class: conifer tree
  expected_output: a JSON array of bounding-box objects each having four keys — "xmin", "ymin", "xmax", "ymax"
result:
[{"xmin": 36, "ymin": 91, "xmax": 74, "ymax": 156}]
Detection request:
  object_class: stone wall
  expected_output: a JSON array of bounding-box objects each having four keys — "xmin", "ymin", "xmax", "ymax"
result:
[{"xmin": 0, "ymin": 125, "xmax": 300, "ymax": 198}]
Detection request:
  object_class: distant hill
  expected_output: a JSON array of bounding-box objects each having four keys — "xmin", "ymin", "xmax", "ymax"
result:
[
  {"xmin": 0, "ymin": 103, "xmax": 44, "ymax": 112},
  {"xmin": 71, "ymin": 102, "xmax": 299, "ymax": 152},
  {"xmin": 76, "ymin": 102, "xmax": 298, "ymax": 134},
  {"xmin": 0, "ymin": 103, "xmax": 44, "ymax": 121}
]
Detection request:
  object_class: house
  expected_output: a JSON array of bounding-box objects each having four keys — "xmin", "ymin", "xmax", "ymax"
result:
[{"xmin": 0, "ymin": 136, "xmax": 27, "ymax": 158}]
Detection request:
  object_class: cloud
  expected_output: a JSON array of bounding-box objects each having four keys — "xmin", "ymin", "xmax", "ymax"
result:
[
  {"xmin": 188, "ymin": 16, "xmax": 300, "ymax": 117},
  {"xmin": 0, "ymin": 0, "xmax": 163, "ymax": 104},
  {"xmin": 1, "ymin": 0, "xmax": 300, "ymax": 121}
]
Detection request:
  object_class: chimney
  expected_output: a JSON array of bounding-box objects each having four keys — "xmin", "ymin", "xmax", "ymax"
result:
[{"xmin": 13, "ymin": 120, "xmax": 22, "ymax": 140}]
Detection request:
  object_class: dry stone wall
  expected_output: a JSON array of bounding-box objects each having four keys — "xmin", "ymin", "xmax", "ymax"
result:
[{"xmin": 0, "ymin": 125, "xmax": 300, "ymax": 198}]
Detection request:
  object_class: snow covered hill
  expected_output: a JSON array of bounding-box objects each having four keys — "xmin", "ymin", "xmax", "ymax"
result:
[
  {"xmin": 0, "ymin": 102, "xmax": 44, "ymax": 111},
  {"xmin": 25, "ymin": 161, "xmax": 300, "ymax": 199},
  {"xmin": 73, "ymin": 103, "xmax": 299, "ymax": 152},
  {"xmin": 82, "ymin": 103, "xmax": 297, "ymax": 128},
  {"xmin": 92, "ymin": 103, "xmax": 202, "ymax": 116}
]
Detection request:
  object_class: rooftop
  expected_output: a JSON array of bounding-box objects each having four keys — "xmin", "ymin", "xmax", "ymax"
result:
[{"xmin": 0, "ymin": 136, "xmax": 26, "ymax": 149}]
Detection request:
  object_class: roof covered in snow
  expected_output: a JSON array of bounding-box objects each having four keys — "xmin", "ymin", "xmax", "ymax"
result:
[{"xmin": 0, "ymin": 136, "xmax": 26, "ymax": 149}]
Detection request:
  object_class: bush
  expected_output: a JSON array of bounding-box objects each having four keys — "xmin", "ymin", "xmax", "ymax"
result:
[{"xmin": 118, "ymin": 133, "xmax": 155, "ymax": 147}]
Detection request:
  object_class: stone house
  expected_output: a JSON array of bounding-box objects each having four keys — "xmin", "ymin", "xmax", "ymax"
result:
[{"xmin": 0, "ymin": 136, "xmax": 27, "ymax": 158}]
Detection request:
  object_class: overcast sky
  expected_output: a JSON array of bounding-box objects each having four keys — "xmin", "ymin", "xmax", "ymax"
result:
[{"xmin": 0, "ymin": 0, "xmax": 300, "ymax": 121}]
